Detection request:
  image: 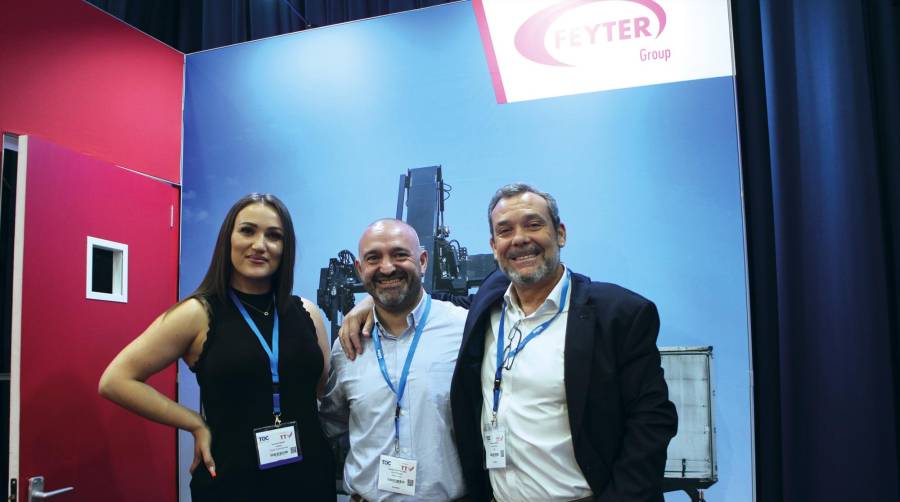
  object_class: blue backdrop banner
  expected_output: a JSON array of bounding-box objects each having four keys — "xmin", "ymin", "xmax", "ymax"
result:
[{"xmin": 181, "ymin": 2, "xmax": 752, "ymax": 501}]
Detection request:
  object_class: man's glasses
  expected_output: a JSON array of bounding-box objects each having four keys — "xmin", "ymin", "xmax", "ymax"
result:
[{"xmin": 501, "ymin": 319, "xmax": 524, "ymax": 371}]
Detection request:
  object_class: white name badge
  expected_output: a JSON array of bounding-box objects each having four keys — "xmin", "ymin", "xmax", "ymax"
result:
[
  {"xmin": 483, "ymin": 425, "xmax": 507, "ymax": 469},
  {"xmin": 377, "ymin": 454, "xmax": 417, "ymax": 495},
  {"xmin": 254, "ymin": 422, "xmax": 302, "ymax": 470}
]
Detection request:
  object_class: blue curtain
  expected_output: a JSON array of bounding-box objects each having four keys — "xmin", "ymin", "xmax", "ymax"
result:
[
  {"xmin": 735, "ymin": 0, "xmax": 899, "ymax": 500},
  {"xmin": 87, "ymin": 0, "xmax": 456, "ymax": 53}
]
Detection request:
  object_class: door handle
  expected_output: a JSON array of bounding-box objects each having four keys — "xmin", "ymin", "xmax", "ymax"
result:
[{"xmin": 27, "ymin": 477, "xmax": 73, "ymax": 502}]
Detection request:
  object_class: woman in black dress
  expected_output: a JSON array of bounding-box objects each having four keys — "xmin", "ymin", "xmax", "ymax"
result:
[{"xmin": 100, "ymin": 193, "xmax": 335, "ymax": 500}]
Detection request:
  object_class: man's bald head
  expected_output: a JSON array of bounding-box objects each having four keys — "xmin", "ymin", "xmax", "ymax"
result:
[
  {"xmin": 356, "ymin": 219, "xmax": 428, "ymax": 314},
  {"xmin": 358, "ymin": 219, "xmax": 421, "ymax": 256}
]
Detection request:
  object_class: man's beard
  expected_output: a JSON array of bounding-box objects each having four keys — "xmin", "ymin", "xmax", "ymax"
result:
[
  {"xmin": 367, "ymin": 271, "xmax": 423, "ymax": 313},
  {"xmin": 499, "ymin": 245, "xmax": 559, "ymax": 286}
]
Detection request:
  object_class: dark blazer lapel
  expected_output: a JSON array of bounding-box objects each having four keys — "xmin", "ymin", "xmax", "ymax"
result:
[
  {"xmin": 565, "ymin": 272, "xmax": 595, "ymax": 438},
  {"xmin": 462, "ymin": 299, "xmax": 497, "ymax": 358},
  {"xmin": 461, "ymin": 273, "xmax": 508, "ymax": 361}
]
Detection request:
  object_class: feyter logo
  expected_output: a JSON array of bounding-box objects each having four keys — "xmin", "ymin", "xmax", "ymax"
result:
[{"xmin": 514, "ymin": 0, "xmax": 667, "ymax": 66}]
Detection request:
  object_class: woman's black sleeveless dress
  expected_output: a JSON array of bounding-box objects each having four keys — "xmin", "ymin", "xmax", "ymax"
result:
[{"xmin": 189, "ymin": 291, "xmax": 336, "ymax": 501}]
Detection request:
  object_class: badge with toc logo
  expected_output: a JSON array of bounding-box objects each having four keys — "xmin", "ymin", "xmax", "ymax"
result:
[
  {"xmin": 378, "ymin": 454, "xmax": 418, "ymax": 495},
  {"xmin": 253, "ymin": 422, "xmax": 302, "ymax": 469}
]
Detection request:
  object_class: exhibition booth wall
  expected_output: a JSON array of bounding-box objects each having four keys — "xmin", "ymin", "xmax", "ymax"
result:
[
  {"xmin": 0, "ymin": 1, "xmax": 184, "ymax": 500},
  {"xmin": 180, "ymin": 2, "xmax": 752, "ymax": 501},
  {"xmin": 0, "ymin": 0, "xmax": 184, "ymax": 183}
]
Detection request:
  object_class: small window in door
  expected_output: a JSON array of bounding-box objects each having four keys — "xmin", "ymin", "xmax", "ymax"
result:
[{"xmin": 86, "ymin": 237, "xmax": 127, "ymax": 303}]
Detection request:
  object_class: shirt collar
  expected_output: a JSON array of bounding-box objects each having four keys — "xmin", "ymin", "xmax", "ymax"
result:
[
  {"xmin": 503, "ymin": 264, "xmax": 569, "ymax": 318},
  {"xmin": 372, "ymin": 291, "xmax": 428, "ymax": 339}
]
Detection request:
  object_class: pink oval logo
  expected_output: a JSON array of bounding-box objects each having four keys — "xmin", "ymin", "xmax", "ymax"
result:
[{"xmin": 514, "ymin": 0, "xmax": 667, "ymax": 67}]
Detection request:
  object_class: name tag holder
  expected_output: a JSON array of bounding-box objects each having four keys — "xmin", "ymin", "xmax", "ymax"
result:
[
  {"xmin": 231, "ymin": 290, "xmax": 303, "ymax": 471},
  {"xmin": 486, "ymin": 271, "xmax": 570, "ymax": 470},
  {"xmin": 254, "ymin": 421, "xmax": 302, "ymax": 469},
  {"xmin": 483, "ymin": 423, "xmax": 507, "ymax": 469},
  {"xmin": 371, "ymin": 295, "xmax": 432, "ymax": 495},
  {"xmin": 377, "ymin": 454, "xmax": 418, "ymax": 495}
]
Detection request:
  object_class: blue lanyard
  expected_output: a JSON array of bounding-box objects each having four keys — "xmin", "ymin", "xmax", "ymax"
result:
[
  {"xmin": 491, "ymin": 271, "xmax": 570, "ymax": 426},
  {"xmin": 230, "ymin": 290, "xmax": 283, "ymax": 423},
  {"xmin": 371, "ymin": 295, "xmax": 431, "ymax": 453}
]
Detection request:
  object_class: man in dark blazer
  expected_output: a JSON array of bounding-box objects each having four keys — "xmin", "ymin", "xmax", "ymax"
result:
[{"xmin": 448, "ymin": 183, "xmax": 677, "ymax": 502}]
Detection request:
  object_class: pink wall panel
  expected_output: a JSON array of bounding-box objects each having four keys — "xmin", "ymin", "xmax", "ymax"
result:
[
  {"xmin": 0, "ymin": 0, "xmax": 183, "ymax": 183},
  {"xmin": 18, "ymin": 136, "xmax": 179, "ymax": 500}
]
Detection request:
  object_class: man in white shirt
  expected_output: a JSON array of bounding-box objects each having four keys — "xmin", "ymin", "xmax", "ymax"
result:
[{"xmin": 320, "ymin": 219, "xmax": 468, "ymax": 501}]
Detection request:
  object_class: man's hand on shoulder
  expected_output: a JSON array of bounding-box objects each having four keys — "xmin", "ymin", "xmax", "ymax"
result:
[{"xmin": 338, "ymin": 295, "xmax": 375, "ymax": 360}]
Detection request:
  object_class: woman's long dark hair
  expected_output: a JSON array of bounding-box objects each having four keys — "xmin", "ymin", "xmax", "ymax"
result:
[{"xmin": 186, "ymin": 193, "xmax": 297, "ymax": 313}]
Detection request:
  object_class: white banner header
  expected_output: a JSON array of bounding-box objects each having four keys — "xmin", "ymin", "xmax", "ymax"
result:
[{"xmin": 473, "ymin": 0, "xmax": 735, "ymax": 103}]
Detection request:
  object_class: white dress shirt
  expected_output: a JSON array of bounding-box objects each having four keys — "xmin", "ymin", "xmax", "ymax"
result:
[
  {"xmin": 480, "ymin": 266, "xmax": 593, "ymax": 502},
  {"xmin": 320, "ymin": 294, "xmax": 467, "ymax": 501}
]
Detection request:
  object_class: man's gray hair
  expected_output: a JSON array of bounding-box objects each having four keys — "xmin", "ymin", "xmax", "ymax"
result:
[{"xmin": 487, "ymin": 183, "xmax": 561, "ymax": 236}]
